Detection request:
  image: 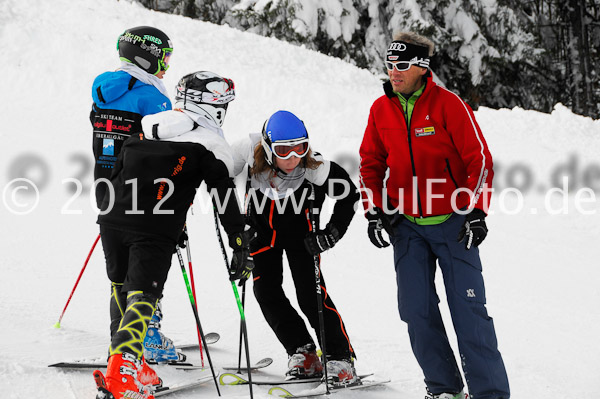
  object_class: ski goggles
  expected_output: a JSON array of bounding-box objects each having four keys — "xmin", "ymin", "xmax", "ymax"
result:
[
  {"xmin": 385, "ymin": 60, "xmax": 418, "ymax": 72},
  {"xmin": 159, "ymin": 49, "xmax": 173, "ymax": 72},
  {"xmin": 385, "ymin": 40, "xmax": 430, "ymax": 72},
  {"xmin": 271, "ymin": 138, "xmax": 310, "ymax": 159},
  {"xmin": 385, "ymin": 58, "xmax": 429, "ymax": 72}
]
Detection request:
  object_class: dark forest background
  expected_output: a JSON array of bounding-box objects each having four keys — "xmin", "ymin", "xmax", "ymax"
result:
[{"xmin": 137, "ymin": 0, "xmax": 600, "ymax": 119}]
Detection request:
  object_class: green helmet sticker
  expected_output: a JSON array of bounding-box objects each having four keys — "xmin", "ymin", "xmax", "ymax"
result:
[{"xmin": 143, "ymin": 34, "xmax": 162, "ymax": 45}]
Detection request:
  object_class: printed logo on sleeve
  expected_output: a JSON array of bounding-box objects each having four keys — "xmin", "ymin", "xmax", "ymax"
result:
[{"xmin": 415, "ymin": 126, "xmax": 435, "ymax": 137}]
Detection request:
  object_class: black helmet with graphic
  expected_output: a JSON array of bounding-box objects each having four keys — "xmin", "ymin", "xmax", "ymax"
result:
[{"xmin": 117, "ymin": 26, "xmax": 173, "ymax": 75}]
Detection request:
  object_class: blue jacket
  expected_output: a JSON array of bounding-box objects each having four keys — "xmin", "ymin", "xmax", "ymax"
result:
[{"xmin": 92, "ymin": 70, "xmax": 171, "ymax": 115}]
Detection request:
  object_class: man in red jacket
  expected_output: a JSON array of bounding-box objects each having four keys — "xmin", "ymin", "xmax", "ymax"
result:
[{"xmin": 359, "ymin": 32, "xmax": 509, "ymax": 399}]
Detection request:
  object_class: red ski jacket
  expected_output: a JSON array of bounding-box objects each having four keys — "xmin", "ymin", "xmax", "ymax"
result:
[{"xmin": 359, "ymin": 76, "xmax": 493, "ymax": 218}]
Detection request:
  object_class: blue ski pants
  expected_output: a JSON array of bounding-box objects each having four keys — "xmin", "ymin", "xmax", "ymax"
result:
[{"xmin": 391, "ymin": 213, "xmax": 510, "ymax": 399}]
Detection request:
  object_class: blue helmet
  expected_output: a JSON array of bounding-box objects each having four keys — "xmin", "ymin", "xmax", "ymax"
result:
[{"xmin": 261, "ymin": 110, "xmax": 310, "ymax": 165}]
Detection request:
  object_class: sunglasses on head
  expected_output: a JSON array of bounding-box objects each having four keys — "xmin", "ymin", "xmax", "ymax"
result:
[
  {"xmin": 272, "ymin": 139, "xmax": 309, "ymax": 159},
  {"xmin": 385, "ymin": 60, "xmax": 417, "ymax": 72}
]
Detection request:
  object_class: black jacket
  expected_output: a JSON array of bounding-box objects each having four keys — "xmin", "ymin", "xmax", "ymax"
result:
[
  {"xmin": 246, "ymin": 161, "xmax": 359, "ymax": 250},
  {"xmin": 98, "ymin": 111, "xmax": 244, "ymax": 242}
]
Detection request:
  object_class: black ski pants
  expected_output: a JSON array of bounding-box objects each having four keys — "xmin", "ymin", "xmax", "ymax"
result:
[
  {"xmin": 252, "ymin": 245, "xmax": 354, "ymax": 360},
  {"xmin": 100, "ymin": 225, "xmax": 175, "ymax": 297}
]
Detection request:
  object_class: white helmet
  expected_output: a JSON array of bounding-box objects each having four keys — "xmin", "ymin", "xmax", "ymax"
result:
[{"xmin": 174, "ymin": 71, "xmax": 235, "ymax": 127}]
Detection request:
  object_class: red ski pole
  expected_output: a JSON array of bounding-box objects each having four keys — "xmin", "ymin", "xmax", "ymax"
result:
[
  {"xmin": 54, "ymin": 234, "xmax": 100, "ymax": 328},
  {"xmin": 184, "ymin": 232, "xmax": 205, "ymax": 367}
]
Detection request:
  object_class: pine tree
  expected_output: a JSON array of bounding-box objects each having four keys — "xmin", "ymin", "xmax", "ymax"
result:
[{"xmin": 135, "ymin": 0, "xmax": 600, "ymax": 118}]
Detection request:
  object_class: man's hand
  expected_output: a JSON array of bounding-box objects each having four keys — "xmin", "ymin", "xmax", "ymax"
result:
[
  {"xmin": 457, "ymin": 208, "xmax": 488, "ymax": 250},
  {"xmin": 366, "ymin": 207, "xmax": 392, "ymax": 248},
  {"xmin": 228, "ymin": 228, "xmax": 255, "ymax": 285},
  {"xmin": 304, "ymin": 223, "xmax": 340, "ymax": 255}
]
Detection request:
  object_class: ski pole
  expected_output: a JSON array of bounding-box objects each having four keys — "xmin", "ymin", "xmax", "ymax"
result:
[
  {"xmin": 212, "ymin": 206, "xmax": 253, "ymax": 399},
  {"xmin": 176, "ymin": 247, "xmax": 221, "ymax": 396},
  {"xmin": 307, "ymin": 183, "xmax": 330, "ymax": 394},
  {"xmin": 237, "ymin": 173, "xmax": 250, "ymax": 373},
  {"xmin": 54, "ymin": 234, "xmax": 100, "ymax": 328},
  {"xmin": 183, "ymin": 228, "xmax": 205, "ymax": 368},
  {"xmin": 236, "ymin": 282, "xmax": 246, "ymax": 373}
]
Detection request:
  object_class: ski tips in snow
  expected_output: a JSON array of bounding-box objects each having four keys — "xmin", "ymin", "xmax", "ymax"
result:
[
  {"xmin": 177, "ymin": 357, "xmax": 273, "ymax": 372},
  {"xmin": 221, "ymin": 357, "xmax": 273, "ymax": 371},
  {"xmin": 220, "ymin": 373, "xmax": 248, "ymax": 385},
  {"xmin": 204, "ymin": 332, "xmax": 220, "ymax": 344},
  {"xmin": 175, "ymin": 332, "xmax": 220, "ymax": 350},
  {"xmin": 269, "ymin": 386, "xmax": 295, "ymax": 398},
  {"xmin": 267, "ymin": 375, "xmax": 390, "ymax": 398},
  {"xmin": 219, "ymin": 372, "xmax": 379, "ymax": 389},
  {"xmin": 219, "ymin": 372, "xmax": 323, "ymax": 386}
]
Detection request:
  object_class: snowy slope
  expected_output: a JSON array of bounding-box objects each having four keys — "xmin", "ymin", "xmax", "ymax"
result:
[{"xmin": 1, "ymin": 0, "xmax": 600, "ymax": 398}]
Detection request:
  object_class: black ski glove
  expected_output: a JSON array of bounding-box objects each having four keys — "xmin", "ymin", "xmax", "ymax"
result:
[
  {"xmin": 366, "ymin": 207, "xmax": 393, "ymax": 248},
  {"xmin": 173, "ymin": 230, "xmax": 188, "ymax": 253},
  {"xmin": 304, "ymin": 223, "xmax": 340, "ymax": 255},
  {"xmin": 177, "ymin": 230, "xmax": 188, "ymax": 249},
  {"xmin": 228, "ymin": 228, "xmax": 256, "ymax": 286},
  {"xmin": 457, "ymin": 208, "xmax": 488, "ymax": 250}
]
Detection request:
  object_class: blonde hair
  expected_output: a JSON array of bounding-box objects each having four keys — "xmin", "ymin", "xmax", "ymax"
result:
[
  {"xmin": 250, "ymin": 143, "xmax": 323, "ymax": 178},
  {"xmin": 393, "ymin": 32, "xmax": 435, "ymax": 57}
]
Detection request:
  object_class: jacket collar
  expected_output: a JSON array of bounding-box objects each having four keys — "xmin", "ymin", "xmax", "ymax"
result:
[{"xmin": 383, "ymin": 80, "xmax": 395, "ymax": 98}]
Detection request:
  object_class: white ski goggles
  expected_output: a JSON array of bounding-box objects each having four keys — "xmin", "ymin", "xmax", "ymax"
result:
[
  {"xmin": 271, "ymin": 138, "xmax": 310, "ymax": 160},
  {"xmin": 385, "ymin": 59, "xmax": 430, "ymax": 72}
]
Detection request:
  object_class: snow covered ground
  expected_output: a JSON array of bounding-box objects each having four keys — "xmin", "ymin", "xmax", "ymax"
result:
[{"xmin": 2, "ymin": 0, "xmax": 600, "ymax": 397}]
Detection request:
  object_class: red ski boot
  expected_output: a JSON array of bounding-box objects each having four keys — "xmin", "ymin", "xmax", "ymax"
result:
[
  {"xmin": 138, "ymin": 356, "xmax": 162, "ymax": 389},
  {"xmin": 99, "ymin": 353, "xmax": 155, "ymax": 399}
]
